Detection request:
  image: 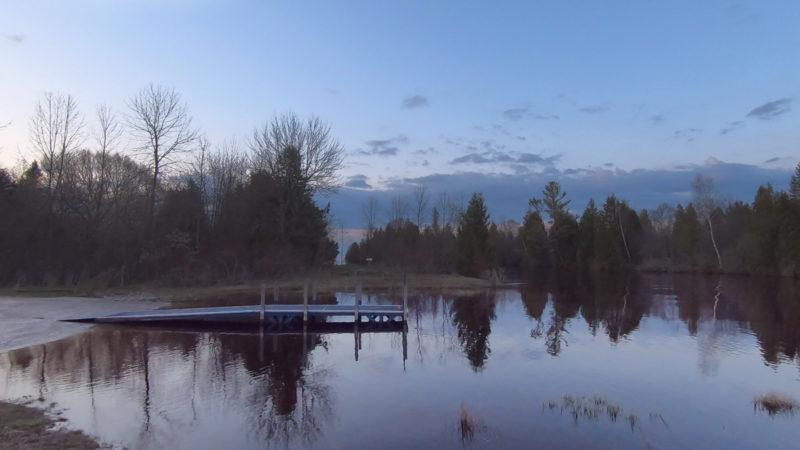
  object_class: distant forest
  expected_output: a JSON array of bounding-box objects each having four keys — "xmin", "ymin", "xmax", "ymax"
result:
[
  {"xmin": 2, "ymin": 87, "xmax": 800, "ymax": 287},
  {"xmin": 347, "ymin": 168, "xmax": 800, "ymax": 278}
]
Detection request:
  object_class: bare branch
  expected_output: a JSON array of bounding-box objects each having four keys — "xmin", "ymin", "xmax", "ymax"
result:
[{"xmin": 249, "ymin": 112, "xmax": 344, "ymax": 193}]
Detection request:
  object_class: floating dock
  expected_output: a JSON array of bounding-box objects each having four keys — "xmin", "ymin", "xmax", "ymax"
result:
[{"xmin": 68, "ymin": 303, "xmax": 405, "ymax": 325}]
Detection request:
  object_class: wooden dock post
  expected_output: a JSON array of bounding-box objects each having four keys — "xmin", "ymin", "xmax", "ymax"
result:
[
  {"xmin": 402, "ymin": 282, "xmax": 408, "ymax": 323},
  {"xmin": 303, "ymin": 281, "xmax": 309, "ymax": 323},
  {"xmin": 260, "ymin": 283, "xmax": 266, "ymax": 325},
  {"xmin": 355, "ymin": 284, "xmax": 362, "ymax": 323},
  {"xmin": 272, "ymin": 283, "xmax": 278, "ymax": 303}
]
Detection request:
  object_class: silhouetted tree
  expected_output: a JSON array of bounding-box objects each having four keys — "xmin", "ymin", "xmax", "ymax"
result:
[{"xmin": 456, "ymin": 193, "xmax": 491, "ymax": 277}]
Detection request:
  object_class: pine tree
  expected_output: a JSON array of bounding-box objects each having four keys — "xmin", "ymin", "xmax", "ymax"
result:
[
  {"xmin": 520, "ymin": 209, "xmax": 548, "ymax": 270},
  {"xmin": 672, "ymin": 203, "xmax": 700, "ymax": 265},
  {"xmin": 577, "ymin": 199, "xmax": 598, "ymax": 267},
  {"xmin": 456, "ymin": 193, "xmax": 491, "ymax": 277},
  {"xmin": 790, "ymin": 162, "xmax": 800, "ymax": 201}
]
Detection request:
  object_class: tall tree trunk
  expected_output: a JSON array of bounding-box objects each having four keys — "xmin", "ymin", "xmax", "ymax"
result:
[
  {"xmin": 708, "ymin": 218, "xmax": 722, "ymax": 270},
  {"xmin": 617, "ymin": 206, "xmax": 631, "ymax": 262}
]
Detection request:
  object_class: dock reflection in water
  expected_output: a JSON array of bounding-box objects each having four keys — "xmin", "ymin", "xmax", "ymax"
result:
[{"xmin": 1, "ymin": 273, "xmax": 799, "ymax": 449}]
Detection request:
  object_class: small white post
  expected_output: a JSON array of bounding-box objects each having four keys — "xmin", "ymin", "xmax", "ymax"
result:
[
  {"xmin": 303, "ymin": 281, "xmax": 309, "ymax": 323},
  {"xmin": 260, "ymin": 283, "xmax": 266, "ymax": 325}
]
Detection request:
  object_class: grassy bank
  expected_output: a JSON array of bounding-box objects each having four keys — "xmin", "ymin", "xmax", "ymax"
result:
[
  {"xmin": 0, "ymin": 401, "xmax": 100, "ymax": 449},
  {"xmin": 0, "ymin": 267, "xmax": 495, "ymax": 302},
  {"xmin": 158, "ymin": 268, "xmax": 494, "ymax": 303}
]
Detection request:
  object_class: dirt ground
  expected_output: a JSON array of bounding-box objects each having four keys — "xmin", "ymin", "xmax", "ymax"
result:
[
  {"xmin": 0, "ymin": 295, "xmax": 164, "ymax": 353},
  {"xmin": 0, "ymin": 401, "xmax": 101, "ymax": 449}
]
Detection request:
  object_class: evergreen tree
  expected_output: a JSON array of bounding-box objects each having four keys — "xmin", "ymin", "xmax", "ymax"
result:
[
  {"xmin": 790, "ymin": 162, "xmax": 800, "ymax": 201},
  {"xmin": 456, "ymin": 193, "xmax": 491, "ymax": 277},
  {"xmin": 576, "ymin": 199, "xmax": 598, "ymax": 267},
  {"xmin": 672, "ymin": 203, "xmax": 700, "ymax": 265},
  {"xmin": 549, "ymin": 212, "xmax": 579, "ymax": 268},
  {"xmin": 520, "ymin": 209, "xmax": 548, "ymax": 270}
]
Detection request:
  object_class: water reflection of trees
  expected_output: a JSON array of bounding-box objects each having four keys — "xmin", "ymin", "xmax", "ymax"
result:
[
  {"xmin": 669, "ymin": 274, "xmax": 800, "ymax": 367},
  {"xmin": 517, "ymin": 271, "xmax": 800, "ymax": 370},
  {"xmin": 521, "ymin": 272, "xmax": 647, "ymax": 355},
  {"xmin": 0, "ymin": 327, "xmax": 333, "ymax": 448},
  {"xmin": 450, "ymin": 293, "xmax": 496, "ymax": 371}
]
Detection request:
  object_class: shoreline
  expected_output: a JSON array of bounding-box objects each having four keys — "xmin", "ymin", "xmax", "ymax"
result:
[{"xmin": 0, "ymin": 400, "xmax": 101, "ymax": 449}]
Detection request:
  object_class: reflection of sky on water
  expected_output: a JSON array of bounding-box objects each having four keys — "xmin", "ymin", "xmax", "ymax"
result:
[{"xmin": 1, "ymin": 273, "xmax": 799, "ymax": 449}]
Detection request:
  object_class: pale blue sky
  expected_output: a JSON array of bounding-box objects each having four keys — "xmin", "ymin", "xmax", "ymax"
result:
[{"xmin": 1, "ymin": 1, "xmax": 798, "ymax": 225}]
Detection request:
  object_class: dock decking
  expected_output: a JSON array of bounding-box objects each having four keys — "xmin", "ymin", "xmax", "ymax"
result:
[{"xmin": 68, "ymin": 303, "xmax": 405, "ymax": 325}]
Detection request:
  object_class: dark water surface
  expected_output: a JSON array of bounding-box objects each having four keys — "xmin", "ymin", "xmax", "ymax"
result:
[{"xmin": 1, "ymin": 274, "xmax": 799, "ymax": 449}]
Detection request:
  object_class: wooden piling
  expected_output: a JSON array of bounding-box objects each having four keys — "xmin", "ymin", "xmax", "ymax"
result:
[
  {"xmin": 355, "ymin": 284, "xmax": 362, "ymax": 323},
  {"xmin": 303, "ymin": 282, "xmax": 309, "ymax": 323},
  {"xmin": 260, "ymin": 283, "xmax": 266, "ymax": 325},
  {"xmin": 402, "ymin": 282, "xmax": 408, "ymax": 323}
]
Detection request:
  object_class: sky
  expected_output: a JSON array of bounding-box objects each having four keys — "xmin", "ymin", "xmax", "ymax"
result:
[{"xmin": 1, "ymin": 0, "xmax": 798, "ymax": 227}]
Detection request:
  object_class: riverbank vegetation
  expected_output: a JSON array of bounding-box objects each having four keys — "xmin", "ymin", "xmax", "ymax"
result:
[
  {"xmin": 2, "ymin": 89, "xmax": 799, "ymax": 289},
  {"xmin": 347, "ymin": 167, "xmax": 800, "ymax": 278},
  {"xmin": 0, "ymin": 88, "xmax": 340, "ymax": 287},
  {"xmin": 0, "ymin": 401, "xmax": 100, "ymax": 449}
]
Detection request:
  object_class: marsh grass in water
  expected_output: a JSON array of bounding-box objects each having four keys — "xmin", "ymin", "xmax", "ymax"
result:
[
  {"xmin": 458, "ymin": 402, "xmax": 488, "ymax": 444},
  {"xmin": 754, "ymin": 392, "xmax": 798, "ymax": 417},
  {"xmin": 543, "ymin": 395, "xmax": 669, "ymax": 432}
]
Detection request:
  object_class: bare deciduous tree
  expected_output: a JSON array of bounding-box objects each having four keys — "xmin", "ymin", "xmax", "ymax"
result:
[
  {"xmin": 413, "ymin": 185, "xmax": 429, "ymax": 228},
  {"xmin": 127, "ymin": 84, "xmax": 198, "ymax": 221},
  {"xmin": 249, "ymin": 113, "xmax": 344, "ymax": 192},
  {"xmin": 362, "ymin": 196, "xmax": 379, "ymax": 239},
  {"xmin": 93, "ymin": 105, "xmax": 121, "ymax": 220},
  {"xmin": 29, "ymin": 92, "xmax": 84, "ymax": 213},
  {"xmin": 206, "ymin": 138, "xmax": 248, "ymax": 227},
  {"xmin": 692, "ymin": 174, "xmax": 723, "ymax": 269},
  {"xmin": 390, "ymin": 194, "xmax": 409, "ymax": 225}
]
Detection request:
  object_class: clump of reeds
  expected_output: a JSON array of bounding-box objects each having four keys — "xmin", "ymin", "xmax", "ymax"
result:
[
  {"xmin": 459, "ymin": 402, "xmax": 478, "ymax": 442},
  {"xmin": 754, "ymin": 392, "xmax": 798, "ymax": 416},
  {"xmin": 549, "ymin": 395, "xmax": 627, "ymax": 425}
]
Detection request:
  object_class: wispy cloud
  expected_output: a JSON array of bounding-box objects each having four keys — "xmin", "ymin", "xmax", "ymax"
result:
[
  {"xmin": 402, "ymin": 95, "xmax": 429, "ymax": 109},
  {"xmin": 719, "ymin": 120, "xmax": 744, "ymax": 135},
  {"xmin": 413, "ymin": 147, "xmax": 437, "ymax": 155},
  {"xmin": 502, "ymin": 107, "xmax": 558, "ymax": 121},
  {"xmin": 356, "ymin": 135, "xmax": 409, "ymax": 156},
  {"xmin": 344, "ymin": 174, "xmax": 371, "ymax": 189},
  {"xmin": 747, "ymin": 98, "xmax": 792, "ymax": 120},
  {"xmin": 578, "ymin": 104, "xmax": 610, "ymax": 114},
  {"xmin": 450, "ymin": 150, "xmax": 560, "ymax": 170},
  {"xmin": 672, "ymin": 128, "xmax": 702, "ymax": 142},
  {"xmin": 649, "ymin": 114, "xmax": 665, "ymax": 125},
  {"xmin": 1, "ymin": 33, "xmax": 24, "ymax": 44}
]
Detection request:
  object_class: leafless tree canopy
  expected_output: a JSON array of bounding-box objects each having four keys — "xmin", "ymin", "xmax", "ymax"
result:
[
  {"xmin": 29, "ymin": 92, "xmax": 84, "ymax": 198},
  {"xmin": 413, "ymin": 185, "xmax": 429, "ymax": 228},
  {"xmin": 362, "ymin": 196, "xmax": 379, "ymax": 239},
  {"xmin": 127, "ymin": 84, "xmax": 198, "ymax": 170},
  {"xmin": 390, "ymin": 195, "xmax": 409, "ymax": 224},
  {"xmin": 127, "ymin": 84, "xmax": 198, "ymax": 218},
  {"xmin": 250, "ymin": 113, "xmax": 344, "ymax": 193},
  {"xmin": 202, "ymin": 138, "xmax": 249, "ymax": 226}
]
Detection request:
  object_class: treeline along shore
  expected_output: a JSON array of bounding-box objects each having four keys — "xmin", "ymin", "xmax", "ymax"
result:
[
  {"xmin": 2, "ymin": 87, "xmax": 800, "ymax": 289},
  {"xmin": 348, "ymin": 171, "xmax": 800, "ymax": 279}
]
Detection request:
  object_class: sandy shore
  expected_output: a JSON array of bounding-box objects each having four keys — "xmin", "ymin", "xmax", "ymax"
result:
[{"xmin": 0, "ymin": 295, "xmax": 165, "ymax": 353}]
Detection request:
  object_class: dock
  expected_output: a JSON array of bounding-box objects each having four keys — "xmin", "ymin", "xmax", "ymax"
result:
[{"xmin": 69, "ymin": 303, "xmax": 405, "ymax": 325}]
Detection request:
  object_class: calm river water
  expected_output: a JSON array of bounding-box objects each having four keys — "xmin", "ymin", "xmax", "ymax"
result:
[{"xmin": 1, "ymin": 273, "xmax": 799, "ymax": 449}]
